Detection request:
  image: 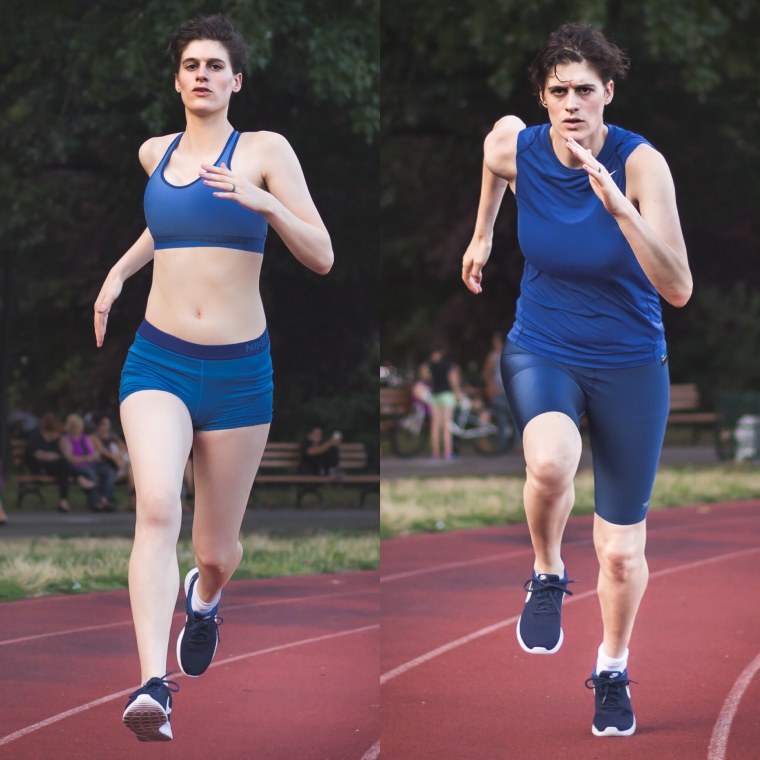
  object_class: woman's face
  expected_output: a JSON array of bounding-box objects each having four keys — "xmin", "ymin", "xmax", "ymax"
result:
[
  {"xmin": 541, "ymin": 60, "xmax": 613, "ymax": 143},
  {"xmin": 175, "ymin": 39, "xmax": 242, "ymax": 113}
]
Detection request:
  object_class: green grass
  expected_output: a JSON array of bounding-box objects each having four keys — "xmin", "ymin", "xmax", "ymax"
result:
[
  {"xmin": 380, "ymin": 464, "xmax": 760, "ymax": 538},
  {"xmin": 0, "ymin": 531, "xmax": 379, "ymax": 602}
]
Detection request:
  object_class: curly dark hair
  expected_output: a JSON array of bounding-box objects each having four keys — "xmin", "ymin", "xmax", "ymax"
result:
[
  {"xmin": 528, "ymin": 23, "xmax": 630, "ymax": 103},
  {"xmin": 167, "ymin": 14, "xmax": 248, "ymax": 74}
]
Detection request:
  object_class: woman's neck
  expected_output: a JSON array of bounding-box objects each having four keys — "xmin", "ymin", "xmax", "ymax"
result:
[{"xmin": 182, "ymin": 111, "xmax": 234, "ymax": 152}]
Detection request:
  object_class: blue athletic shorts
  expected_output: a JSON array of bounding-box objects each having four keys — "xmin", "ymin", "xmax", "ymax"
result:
[
  {"xmin": 119, "ymin": 320, "xmax": 274, "ymax": 431},
  {"xmin": 501, "ymin": 341, "xmax": 669, "ymax": 525}
]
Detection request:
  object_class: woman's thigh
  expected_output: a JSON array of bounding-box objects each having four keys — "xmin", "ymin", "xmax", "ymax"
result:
[
  {"xmin": 191, "ymin": 423, "xmax": 271, "ymax": 555},
  {"xmin": 120, "ymin": 390, "xmax": 193, "ymax": 514},
  {"xmin": 586, "ymin": 360, "xmax": 670, "ymax": 526}
]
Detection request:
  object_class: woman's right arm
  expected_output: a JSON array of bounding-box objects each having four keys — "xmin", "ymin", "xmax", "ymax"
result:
[
  {"xmin": 462, "ymin": 116, "xmax": 524, "ymax": 294},
  {"xmin": 93, "ymin": 228, "xmax": 154, "ymax": 347},
  {"xmin": 94, "ymin": 139, "xmax": 161, "ymax": 347}
]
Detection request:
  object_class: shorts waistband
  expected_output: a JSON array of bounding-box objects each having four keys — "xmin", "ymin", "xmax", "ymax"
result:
[{"xmin": 137, "ymin": 320, "xmax": 270, "ymax": 359}]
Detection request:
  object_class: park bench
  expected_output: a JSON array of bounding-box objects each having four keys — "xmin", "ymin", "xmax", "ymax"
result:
[
  {"xmin": 10, "ymin": 437, "xmax": 74, "ymax": 508},
  {"xmin": 380, "ymin": 386, "xmax": 412, "ymax": 434},
  {"xmin": 253, "ymin": 441, "xmax": 378, "ymax": 508},
  {"xmin": 667, "ymin": 383, "xmax": 718, "ymax": 443}
]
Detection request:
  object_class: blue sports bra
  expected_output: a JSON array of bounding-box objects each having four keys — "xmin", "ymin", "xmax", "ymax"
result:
[{"xmin": 144, "ymin": 130, "xmax": 268, "ymax": 254}]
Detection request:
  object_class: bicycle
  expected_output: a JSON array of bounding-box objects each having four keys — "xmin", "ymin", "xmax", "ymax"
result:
[{"xmin": 390, "ymin": 393, "xmax": 516, "ymax": 457}]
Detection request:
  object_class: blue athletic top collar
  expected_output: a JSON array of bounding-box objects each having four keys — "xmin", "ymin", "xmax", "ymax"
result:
[{"xmin": 144, "ymin": 130, "xmax": 268, "ymax": 254}]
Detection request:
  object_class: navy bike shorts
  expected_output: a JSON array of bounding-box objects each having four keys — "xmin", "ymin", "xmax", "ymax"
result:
[
  {"xmin": 500, "ymin": 341, "xmax": 669, "ymax": 525},
  {"xmin": 119, "ymin": 320, "xmax": 274, "ymax": 432}
]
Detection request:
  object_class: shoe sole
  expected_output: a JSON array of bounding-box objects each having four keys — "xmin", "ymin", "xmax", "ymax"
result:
[
  {"xmin": 516, "ymin": 617, "xmax": 563, "ymax": 654},
  {"xmin": 176, "ymin": 568, "xmax": 218, "ymax": 677},
  {"xmin": 122, "ymin": 695, "xmax": 173, "ymax": 742},
  {"xmin": 592, "ymin": 718, "xmax": 636, "ymax": 737}
]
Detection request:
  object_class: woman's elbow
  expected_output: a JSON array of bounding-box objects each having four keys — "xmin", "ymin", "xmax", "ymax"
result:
[
  {"xmin": 666, "ymin": 278, "xmax": 693, "ymax": 308},
  {"xmin": 313, "ymin": 247, "xmax": 334, "ymax": 275}
]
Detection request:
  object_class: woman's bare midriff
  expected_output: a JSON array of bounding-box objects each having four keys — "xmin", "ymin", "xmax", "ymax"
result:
[{"xmin": 144, "ymin": 246, "xmax": 266, "ymax": 344}]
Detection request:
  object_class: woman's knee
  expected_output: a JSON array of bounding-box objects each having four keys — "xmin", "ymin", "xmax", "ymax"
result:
[
  {"xmin": 526, "ymin": 451, "xmax": 576, "ymax": 492},
  {"xmin": 523, "ymin": 413, "xmax": 580, "ymax": 493},
  {"xmin": 135, "ymin": 488, "xmax": 182, "ymax": 533},
  {"xmin": 195, "ymin": 543, "xmax": 242, "ymax": 578},
  {"xmin": 596, "ymin": 537, "xmax": 646, "ymax": 583}
]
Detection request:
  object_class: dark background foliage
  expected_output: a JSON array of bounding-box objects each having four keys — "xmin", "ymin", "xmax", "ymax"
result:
[
  {"xmin": 0, "ymin": 0, "xmax": 379, "ymax": 461},
  {"xmin": 381, "ymin": 0, "xmax": 760, "ymax": 401}
]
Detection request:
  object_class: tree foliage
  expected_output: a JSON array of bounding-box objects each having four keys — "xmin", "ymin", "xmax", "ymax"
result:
[
  {"xmin": 381, "ymin": 0, "xmax": 760, "ymax": 395},
  {"xmin": 0, "ymin": 0, "xmax": 379, "ymax": 452}
]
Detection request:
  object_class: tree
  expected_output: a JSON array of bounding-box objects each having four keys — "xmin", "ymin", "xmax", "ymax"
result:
[
  {"xmin": 381, "ymin": 0, "xmax": 760, "ymax": 396},
  {"xmin": 0, "ymin": 0, "xmax": 379, "ymax": 458}
]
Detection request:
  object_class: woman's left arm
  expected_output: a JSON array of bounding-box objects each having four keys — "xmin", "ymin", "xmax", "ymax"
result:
[
  {"xmin": 201, "ymin": 132, "xmax": 333, "ymax": 274},
  {"xmin": 567, "ymin": 139, "xmax": 692, "ymax": 308}
]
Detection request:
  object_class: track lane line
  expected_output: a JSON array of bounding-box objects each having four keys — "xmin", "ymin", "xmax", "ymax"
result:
[
  {"xmin": 0, "ymin": 623, "xmax": 378, "ymax": 747},
  {"xmin": 381, "ymin": 545, "xmax": 760, "ymax": 685},
  {"xmin": 360, "ymin": 739, "xmax": 380, "ymax": 759},
  {"xmin": 380, "ymin": 510, "xmax": 760, "ymax": 585},
  {"xmin": 0, "ymin": 587, "xmax": 374, "ymax": 647},
  {"xmin": 707, "ymin": 650, "xmax": 760, "ymax": 760}
]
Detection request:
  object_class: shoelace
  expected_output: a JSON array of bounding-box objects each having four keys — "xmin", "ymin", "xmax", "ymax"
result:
[
  {"xmin": 185, "ymin": 614, "xmax": 224, "ymax": 647},
  {"xmin": 129, "ymin": 672, "xmax": 180, "ymax": 700},
  {"xmin": 584, "ymin": 673, "xmax": 637, "ymax": 706},
  {"xmin": 522, "ymin": 575, "xmax": 575, "ymax": 615}
]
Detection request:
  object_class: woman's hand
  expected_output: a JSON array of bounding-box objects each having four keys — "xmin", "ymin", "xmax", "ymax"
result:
[
  {"xmin": 94, "ymin": 271, "xmax": 124, "ymax": 347},
  {"xmin": 566, "ymin": 138, "xmax": 630, "ymax": 218},
  {"xmin": 462, "ymin": 237, "xmax": 492, "ymax": 294},
  {"xmin": 200, "ymin": 162, "xmax": 277, "ymax": 215}
]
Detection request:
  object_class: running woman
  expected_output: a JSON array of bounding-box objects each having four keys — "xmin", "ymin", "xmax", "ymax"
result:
[
  {"xmin": 462, "ymin": 23, "xmax": 691, "ymax": 736},
  {"xmin": 94, "ymin": 15, "xmax": 333, "ymax": 742}
]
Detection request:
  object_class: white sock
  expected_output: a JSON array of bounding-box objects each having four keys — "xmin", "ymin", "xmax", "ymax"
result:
[
  {"xmin": 596, "ymin": 643, "xmax": 629, "ymax": 675},
  {"xmin": 191, "ymin": 583, "xmax": 221, "ymax": 616}
]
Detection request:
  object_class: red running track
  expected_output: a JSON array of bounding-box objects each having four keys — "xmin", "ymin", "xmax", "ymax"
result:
[
  {"xmin": 0, "ymin": 571, "xmax": 378, "ymax": 759},
  {"xmin": 380, "ymin": 501, "xmax": 760, "ymax": 760}
]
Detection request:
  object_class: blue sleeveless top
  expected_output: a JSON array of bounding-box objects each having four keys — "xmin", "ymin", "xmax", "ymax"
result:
[
  {"xmin": 508, "ymin": 123, "xmax": 667, "ymax": 368},
  {"xmin": 144, "ymin": 130, "xmax": 268, "ymax": 254}
]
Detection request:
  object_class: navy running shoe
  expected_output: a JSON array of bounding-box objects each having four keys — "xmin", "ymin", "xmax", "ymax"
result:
[
  {"xmin": 122, "ymin": 674, "xmax": 179, "ymax": 742},
  {"xmin": 585, "ymin": 670, "xmax": 637, "ymax": 736},
  {"xmin": 176, "ymin": 567, "xmax": 223, "ymax": 677},
  {"xmin": 516, "ymin": 571, "xmax": 574, "ymax": 654}
]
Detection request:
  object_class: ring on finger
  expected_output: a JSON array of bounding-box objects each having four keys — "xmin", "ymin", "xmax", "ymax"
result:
[
  {"xmin": 230, "ymin": 183, "xmax": 236, "ymax": 193},
  {"xmin": 597, "ymin": 166, "xmax": 602, "ymax": 173}
]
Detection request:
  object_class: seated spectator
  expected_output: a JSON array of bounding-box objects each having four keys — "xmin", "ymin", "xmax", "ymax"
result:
[
  {"xmin": 299, "ymin": 426, "xmax": 342, "ymax": 476},
  {"xmin": 60, "ymin": 413, "xmax": 115, "ymax": 511},
  {"xmin": 91, "ymin": 413, "xmax": 134, "ymax": 510},
  {"xmin": 26, "ymin": 412, "xmax": 77, "ymax": 513},
  {"xmin": 0, "ymin": 455, "xmax": 7, "ymax": 525}
]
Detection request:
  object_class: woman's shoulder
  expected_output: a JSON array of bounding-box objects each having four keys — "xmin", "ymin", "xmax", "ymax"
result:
[
  {"xmin": 237, "ymin": 130, "xmax": 294, "ymax": 156},
  {"xmin": 138, "ymin": 133, "xmax": 182, "ymax": 174}
]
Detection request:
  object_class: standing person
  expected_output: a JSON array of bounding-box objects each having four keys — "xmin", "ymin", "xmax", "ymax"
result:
[
  {"xmin": 482, "ymin": 331, "xmax": 514, "ymax": 450},
  {"xmin": 462, "ymin": 23, "xmax": 691, "ymax": 737},
  {"xmin": 93, "ymin": 15, "xmax": 332, "ymax": 742},
  {"xmin": 426, "ymin": 344, "xmax": 461, "ymax": 460}
]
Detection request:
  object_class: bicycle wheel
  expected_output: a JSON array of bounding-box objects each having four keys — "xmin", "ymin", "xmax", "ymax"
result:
[
  {"xmin": 390, "ymin": 418, "xmax": 428, "ymax": 457},
  {"xmin": 472, "ymin": 418, "xmax": 516, "ymax": 456}
]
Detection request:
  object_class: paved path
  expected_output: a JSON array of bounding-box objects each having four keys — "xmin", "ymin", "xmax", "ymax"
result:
[
  {"xmin": 381, "ymin": 444, "xmax": 718, "ymax": 479},
  {"xmin": 0, "ymin": 507, "xmax": 378, "ymax": 539}
]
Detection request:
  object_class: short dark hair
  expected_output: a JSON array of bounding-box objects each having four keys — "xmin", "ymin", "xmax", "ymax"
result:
[
  {"xmin": 168, "ymin": 15, "xmax": 248, "ymax": 74},
  {"xmin": 528, "ymin": 23, "xmax": 630, "ymax": 102}
]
